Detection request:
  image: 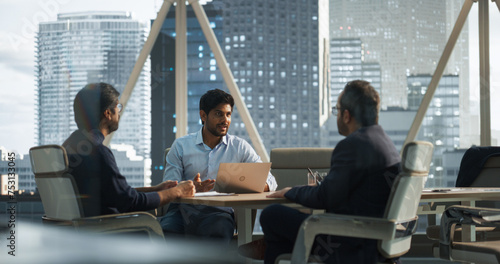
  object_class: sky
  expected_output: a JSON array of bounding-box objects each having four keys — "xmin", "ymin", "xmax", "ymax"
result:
[{"xmin": 0, "ymin": 0, "xmax": 499, "ymax": 155}]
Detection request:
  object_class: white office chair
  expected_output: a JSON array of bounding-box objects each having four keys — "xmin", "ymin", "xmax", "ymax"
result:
[
  {"xmin": 30, "ymin": 144, "xmax": 164, "ymax": 239},
  {"xmin": 277, "ymin": 141, "xmax": 433, "ymax": 264}
]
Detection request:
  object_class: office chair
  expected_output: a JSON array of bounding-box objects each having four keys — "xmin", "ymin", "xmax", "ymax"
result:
[
  {"xmin": 276, "ymin": 141, "xmax": 433, "ymax": 264},
  {"xmin": 30, "ymin": 144, "xmax": 164, "ymax": 240},
  {"xmin": 426, "ymin": 148, "xmax": 500, "ymax": 243},
  {"xmin": 437, "ymin": 205, "xmax": 500, "ymax": 263}
]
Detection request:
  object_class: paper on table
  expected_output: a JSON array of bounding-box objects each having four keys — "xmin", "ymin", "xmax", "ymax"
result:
[
  {"xmin": 422, "ymin": 188, "xmax": 463, "ymax": 193},
  {"xmin": 194, "ymin": 191, "xmax": 236, "ymax": 197}
]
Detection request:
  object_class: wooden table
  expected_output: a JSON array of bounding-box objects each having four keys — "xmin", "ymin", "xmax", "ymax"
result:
[
  {"xmin": 420, "ymin": 188, "xmax": 500, "ymax": 203},
  {"xmin": 178, "ymin": 188, "xmax": 500, "ymax": 246}
]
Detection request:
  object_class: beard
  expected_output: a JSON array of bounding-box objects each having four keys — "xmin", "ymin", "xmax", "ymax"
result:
[
  {"xmin": 206, "ymin": 123, "xmax": 228, "ymax": 137},
  {"xmin": 337, "ymin": 117, "xmax": 347, "ymax": 136},
  {"xmin": 108, "ymin": 119, "xmax": 119, "ymax": 134}
]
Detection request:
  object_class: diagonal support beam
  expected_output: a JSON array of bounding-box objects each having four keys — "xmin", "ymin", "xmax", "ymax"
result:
[
  {"xmin": 403, "ymin": 0, "xmax": 473, "ymax": 149},
  {"xmin": 175, "ymin": 0, "xmax": 188, "ymax": 137},
  {"xmin": 188, "ymin": 0, "xmax": 269, "ymax": 161},
  {"xmin": 478, "ymin": 0, "xmax": 491, "ymax": 146},
  {"xmin": 104, "ymin": 0, "xmax": 175, "ymax": 146}
]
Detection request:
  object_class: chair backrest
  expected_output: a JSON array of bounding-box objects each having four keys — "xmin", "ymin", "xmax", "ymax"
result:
[
  {"xmin": 378, "ymin": 141, "xmax": 433, "ymax": 258},
  {"xmin": 470, "ymin": 156, "xmax": 500, "ymax": 187},
  {"xmin": 270, "ymin": 148, "xmax": 333, "ymax": 188},
  {"xmin": 30, "ymin": 145, "xmax": 83, "ymax": 221},
  {"xmin": 157, "ymin": 147, "xmax": 172, "ymax": 216},
  {"xmin": 456, "ymin": 146, "xmax": 500, "ymax": 187}
]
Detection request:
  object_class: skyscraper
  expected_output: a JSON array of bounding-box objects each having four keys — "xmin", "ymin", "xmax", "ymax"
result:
[
  {"xmin": 36, "ymin": 11, "xmax": 151, "ymax": 158},
  {"xmin": 225, "ymin": 0, "xmax": 330, "ymax": 150},
  {"xmin": 408, "ymin": 74, "xmax": 460, "ymax": 187},
  {"xmin": 329, "ymin": 38, "xmax": 381, "ymax": 103},
  {"xmin": 151, "ymin": 0, "xmax": 329, "ymax": 184},
  {"xmin": 330, "ymin": 0, "xmax": 468, "ymax": 114},
  {"xmin": 150, "ymin": 2, "xmax": 225, "ymax": 183},
  {"xmin": 330, "ymin": 38, "xmax": 363, "ymax": 103}
]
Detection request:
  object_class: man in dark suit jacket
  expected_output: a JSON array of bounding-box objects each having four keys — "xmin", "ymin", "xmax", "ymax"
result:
[
  {"xmin": 63, "ymin": 83, "xmax": 195, "ymax": 217},
  {"xmin": 255, "ymin": 80, "xmax": 401, "ymax": 263}
]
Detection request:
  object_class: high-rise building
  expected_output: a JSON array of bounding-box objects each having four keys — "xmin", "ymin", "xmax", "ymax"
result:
[
  {"xmin": 408, "ymin": 74, "xmax": 460, "ymax": 187},
  {"xmin": 362, "ymin": 62, "xmax": 381, "ymax": 93},
  {"xmin": 36, "ymin": 11, "xmax": 151, "ymax": 158},
  {"xmin": 225, "ymin": 0, "xmax": 330, "ymax": 148},
  {"xmin": 330, "ymin": 0, "xmax": 468, "ymax": 118},
  {"xmin": 319, "ymin": 107, "xmax": 416, "ymax": 152},
  {"xmin": 151, "ymin": 0, "xmax": 329, "ymax": 184},
  {"xmin": 0, "ymin": 147, "xmax": 33, "ymax": 193},
  {"xmin": 378, "ymin": 107, "xmax": 416, "ymax": 152},
  {"xmin": 150, "ymin": 2, "xmax": 225, "ymax": 183},
  {"xmin": 442, "ymin": 149, "xmax": 467, "ymax": 187},
  {"xmin": 110, "ymin": 144, "xmax": 150, "ymax": 188},
  {"xmin": 329, "ymin": 38, "xmax": 381, "ymax": 103},
  {"xmin": 330, "ymin": 38, "xmax": 363, "ymax": 103}
]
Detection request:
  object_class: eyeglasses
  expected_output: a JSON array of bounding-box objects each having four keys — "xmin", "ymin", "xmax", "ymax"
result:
[
  {"xmin": 117, "ymin": 103, "xmax": 123, "ymax": 113},
  {"xmin": 332, "ymin": 106, "xmax": 341, "ymax": 116}
]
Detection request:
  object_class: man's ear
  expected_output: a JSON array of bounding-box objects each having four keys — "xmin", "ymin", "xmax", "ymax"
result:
[
  {"xmin": 103, "ymin": 109, "xmax": 112, "ymax": 120},
  {"xmin": 199, "ymin": 110, "xmax": 207, "ymax": 124},
  {"xmin": 342, "ymin": 109, "xmax": 351, "ymax": 124}
]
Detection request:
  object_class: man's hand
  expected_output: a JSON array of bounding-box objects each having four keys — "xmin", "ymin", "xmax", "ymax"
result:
[
  {"xmin": 193, "ymin": 173, "xmax": 216, "ymax": 192},
  {"xmin": 176, "ymin": 180, "xmax": 196, "ymax": 197},
  {"xmin": 266, "ymin": 187, "xmax": 292, "ymax": 198},
  {"xmin": 156, "ymin": 180, "xmax": 178, "ymax": 191},
  {"xmin": 157, "ymin": 180, "xmax": 195, "ymax": 205}
]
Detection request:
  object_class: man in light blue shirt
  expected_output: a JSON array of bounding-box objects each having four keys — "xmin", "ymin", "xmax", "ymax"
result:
[{"xmin": 160, "ymin": 89, "xmax": 277, "ymax": 242}]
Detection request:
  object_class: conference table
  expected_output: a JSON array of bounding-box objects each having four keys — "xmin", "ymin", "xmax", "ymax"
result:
[{"xmin": 178, "ymin": 188, "xmax": 500, "ymax": 248}]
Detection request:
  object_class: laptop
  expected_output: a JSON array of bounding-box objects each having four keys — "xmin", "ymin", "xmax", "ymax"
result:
[{"xmin": 214, "ymin": 162, "xmax": 272, "ymax": 193}]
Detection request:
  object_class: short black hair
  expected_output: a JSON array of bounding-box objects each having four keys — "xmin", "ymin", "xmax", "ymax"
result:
[
  {"xmin": 74, "ymin": 83, "xmax": 120, "ymax": 131},
  {"xmin": 199, "ymin": 89, "xmax": 234, "ymax": 124},
  {"xmin": 340, "ymin": 80, "xmax": 380, "ymax": 126}
]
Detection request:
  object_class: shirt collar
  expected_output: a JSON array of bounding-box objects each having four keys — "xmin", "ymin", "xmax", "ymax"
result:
[{"xmin": 196, "ymin": 127, "xmax": 229, "ymax": 148}]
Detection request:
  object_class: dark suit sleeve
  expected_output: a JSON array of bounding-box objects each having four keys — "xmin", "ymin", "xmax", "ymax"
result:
[
  {"xmin": 285, "ymin": 139, "xmax": 358, "ymax": 211},
  {"xmin": 99, "ymin": 146, "xmax": 161, "ymax": 213}
]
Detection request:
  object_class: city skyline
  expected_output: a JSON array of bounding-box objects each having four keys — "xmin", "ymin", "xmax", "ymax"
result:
[
  {"xmin": 1, "ymin": 0, "xmax": 499, "ymax": 154},
  {"xmin": 149, "ymin": 0, "xmax": 329, "ymax": 184},
  {"xmin": 36, "ymin": 11, "xmax": 152, "ymax": 158}
]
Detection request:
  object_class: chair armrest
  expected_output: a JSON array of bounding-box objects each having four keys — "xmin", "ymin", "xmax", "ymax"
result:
[
  {"xmin": 156, "ymin": 203, "xmax": 170, "ymax": 217},
  {"xmin": 439, "ymin": 205, "xmax": 500, "ymax": 259},
  {"xmin": 73, "ymin": 211, "xmax": 164, "ymax": 239},
  {"xmin": 290, "ymin": 213, "xmax": 415, "ymax": 264}
]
